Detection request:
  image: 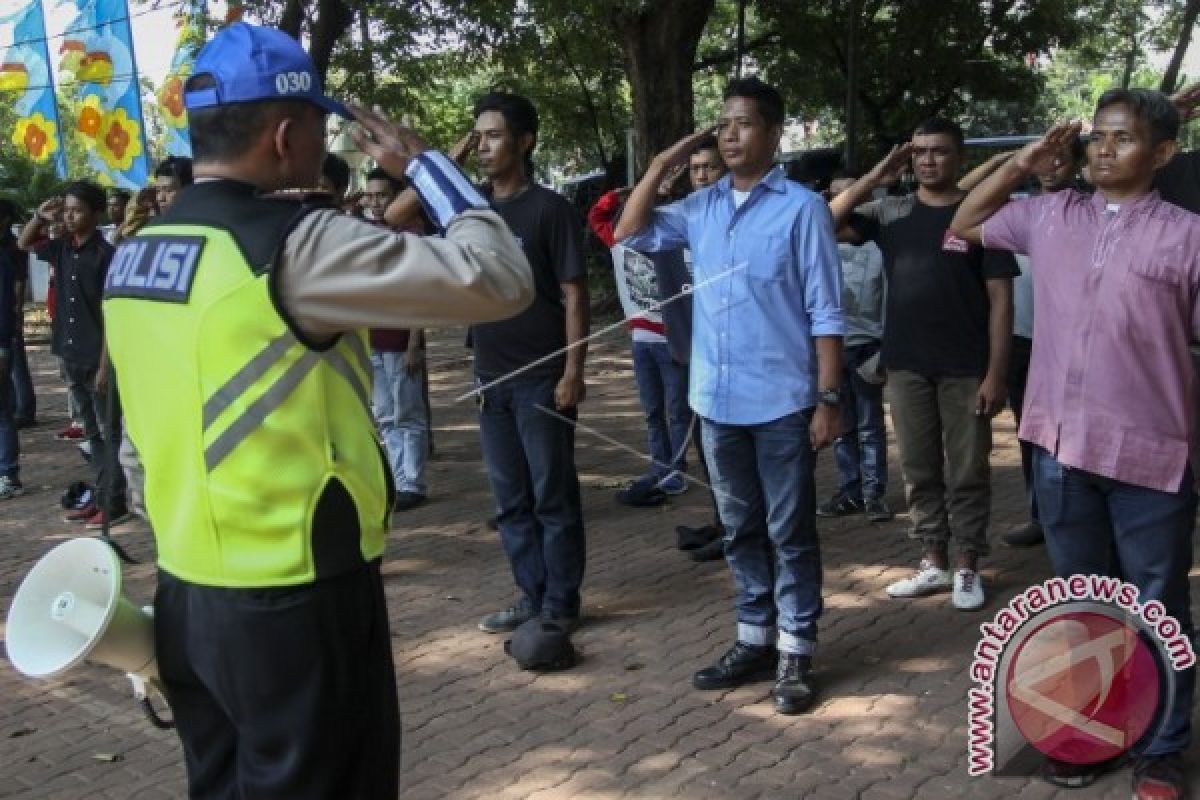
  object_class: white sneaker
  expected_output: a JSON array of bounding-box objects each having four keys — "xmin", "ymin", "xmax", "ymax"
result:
[
  {"xmin": 885, "ymin": 559, "xmax": 953, "ymax": 598},
  {"xmin": 952, "ymin": 569, "xmax": 986, "ymax": 611}
]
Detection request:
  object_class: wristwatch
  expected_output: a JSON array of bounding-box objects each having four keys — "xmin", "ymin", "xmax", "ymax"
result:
[{"xmin": 818, "ymin": 388, "xmax": 842, "ymax": 407}]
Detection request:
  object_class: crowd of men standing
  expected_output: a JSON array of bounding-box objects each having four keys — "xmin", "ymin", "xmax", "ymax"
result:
[{"xmin": 3, "ymin": 22, "xmax": 1200, "ymax": 796}]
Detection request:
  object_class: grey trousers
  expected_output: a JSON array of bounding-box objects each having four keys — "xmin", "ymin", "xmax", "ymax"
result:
[{"xmin": 886, "ymin": 369, "xmax": 992, "ymax": 557}]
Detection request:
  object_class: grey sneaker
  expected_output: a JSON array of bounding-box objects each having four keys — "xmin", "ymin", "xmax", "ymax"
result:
[
  {"xmin": 479, "ymin": 599, "xmax": 536, "ymax": 633},
  {"xmin": 0, "ymin": 475, "xmax": 23, "ymax": 500}
]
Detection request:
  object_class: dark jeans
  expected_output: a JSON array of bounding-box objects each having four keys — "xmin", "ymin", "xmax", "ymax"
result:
[
  {"xmin": 1033, "ymin": 446, "xmax": 1196, "ymax": 756},
  {"xmin": 478, "ymin": 373, "xmax": 586, "ymax": 618},
  {"xmin": 702, "ymin": 410, "xmax": 822, "ymax": 655},
  {"xmin": 689, "ymin": 413, "xmax": 722, "ymax": 524},
  {"xmin": 631, "ymin": 340, "xmax": 689, "ymax": 477},
  {"xmin": 10, "ymin": 329, "xmax": 34, "ymax": 422},
  {"xmin": 1006, "ymin": 335, "xmax": 1038, "ymax": 524},
  {"xmin": 832, "ymin": 341, "xmax": 888, "ymax": 500},
  {"xmin": 156, "ymin": 563, "xmax": 399, "ymax": 799},
  {"xmin": 62, "ymin": 360, "xmax": 127, "ymax": 513},
  {"xmin": 0, "ymin": 353, "xmax": 16, "ymax": 480}
]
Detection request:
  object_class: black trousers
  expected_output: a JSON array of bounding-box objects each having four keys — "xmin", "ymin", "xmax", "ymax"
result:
[
  {"xmin": 1006, "ymin": 335, "xmax": 1039, "ymax": 524},
  {"xmin": 155, "ymin": 561, "xmax": 400, "ymax": 799}
]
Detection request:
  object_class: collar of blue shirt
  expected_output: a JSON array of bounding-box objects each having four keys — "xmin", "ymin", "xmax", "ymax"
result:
[{"xmin": 713, "ymin": 166, "xmax": 788, "ymax": 198}]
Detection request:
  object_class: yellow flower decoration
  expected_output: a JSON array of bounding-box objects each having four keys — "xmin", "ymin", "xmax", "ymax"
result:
[
  {"xmin": 0, "ymin": 63, "xmax": 30, "ymax": 95},
  {"xmin": 157, "ymin": 67, "xmax": 190, "ymax": 129},
  {"xmin": 76, "ymin": 95, "xmax": 105, "ymax": 142},
  {"xmin": 12, "ymin": 113, "xmax": 60, "ymax": 164},
  {"xmin": 96, "ymin": 107, "xmax": 144, "ymax": 173}
]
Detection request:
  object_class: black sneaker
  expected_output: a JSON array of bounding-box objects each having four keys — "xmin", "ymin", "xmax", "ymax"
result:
[
  {"xmin": 479, "ymin": 598, "xmax": 536, "ymax": 633},
  {"xmin": 864, "ymin": 497, "xmax": 894, "ymax": 522},
  {"xmin": 616, "ymin": 475, "xmax": 667, "ymax": 507},
  {"xmin": 692, "ymin": 641, "xmax": 775, "ymax": 690},
  {"xmin": 773, "ymin": 653, "xmax": 816, "ymax": 714},
  {"xmin": 1002, "ymin": 521, "xmax": 1045, "ymax": 548},
  {"xmin": 816, "ymin": 493, "xmax": 864, "ymax": 517}
]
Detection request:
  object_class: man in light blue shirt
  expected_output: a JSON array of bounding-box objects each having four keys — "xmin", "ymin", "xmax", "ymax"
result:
[{"xmin": 616, "ymin": 77, "xmax": 844, "ymax": 716}]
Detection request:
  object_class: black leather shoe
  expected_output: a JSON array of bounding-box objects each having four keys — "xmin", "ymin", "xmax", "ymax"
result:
[
  {"xmin": 677, "ymin": 523, "xmax": 721, "ymax": 551},
  {"xmin": 689, "ymin": 538, "xmax": 724, "ymax": 562},
  {"xmin": 773, "ymin": 653, "xmax": 816, "ymax": 714},
  {"xmin": 693, "ymin": 641, "xmax": 775, "ymax": 690},
  {"xmin": 393, "ymin": 491, "xmax": 426, "ymax": 512},
  {"xmin": 1002, "ymin": 521, "xmax": 1044, "ymax": 548}
]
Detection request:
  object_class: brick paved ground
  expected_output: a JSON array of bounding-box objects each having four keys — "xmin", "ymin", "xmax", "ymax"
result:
[{"xmin": 2, "ymin": 330, "xmax": 1198, "ymax": 799}]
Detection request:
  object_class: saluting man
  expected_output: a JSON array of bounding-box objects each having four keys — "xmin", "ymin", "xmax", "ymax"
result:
[{"xmin": 102, "ymin": 23, "xmax": 533, "ymax": 799}]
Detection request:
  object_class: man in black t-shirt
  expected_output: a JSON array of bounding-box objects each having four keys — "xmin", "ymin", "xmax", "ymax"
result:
[
  {"xmin": 831, "ymin": 118, "xmax": 1016, "ymax": 612},
  {"xmin": 469, "ymin": 92, "xmax": 590, "ymax": 640},
  {"xmin": 1153, "ymin": 83, "xmax": 1200, "ymax": 213},
  {"xmin": 19, "ymin": 182, "xmax": 128, "ymax": 526}
]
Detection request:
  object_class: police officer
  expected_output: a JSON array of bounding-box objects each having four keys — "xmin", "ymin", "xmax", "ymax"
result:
[{"xmin": 101, "ymin": 23, "xmax": 532, "ymax": 799}]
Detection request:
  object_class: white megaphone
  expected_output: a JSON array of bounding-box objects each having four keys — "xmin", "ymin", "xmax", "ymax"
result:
[{"xmin": 5, "ymin": 538, "xmax": 169, "ymax": 725}]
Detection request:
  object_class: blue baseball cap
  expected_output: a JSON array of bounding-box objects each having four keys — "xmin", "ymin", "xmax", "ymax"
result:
[{"xmin": 184, "ymin": 22, "xmax": 350, "ymax": 119}]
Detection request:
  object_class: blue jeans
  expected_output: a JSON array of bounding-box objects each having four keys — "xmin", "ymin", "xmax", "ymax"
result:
[
  {"xmin": 1033, "ymin": 446, "xmax": 1196, "ymax": 756},
  {"xmin": 478, "ymin": 373, "xmax": 585, "ymax": 618},
  {"xmin": 371, "ymin": 352, "xmax": 429, "ymax": 495},
  {"xmin": 631, "ymin": 340, "xmax": 690, "ymax": 477},
  {"xmin": 832, "ymin": 342, "xmax": 887, "ymax": 500},
  {"xmin": 0, "ymin": 352, "xmax": 17, "ymax": 480},
  {"xmin": 10, "ymin": 330, "xmax": 34, "ymax": 422},
  {"xmin": 702, "ymin": 411, "xmax": 822, "ymax": 655}
]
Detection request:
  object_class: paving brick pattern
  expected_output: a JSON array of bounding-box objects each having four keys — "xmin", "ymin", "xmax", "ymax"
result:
[{"xmin": 1, "ymin": 330, "xmax": 1197, "ymax": 799}]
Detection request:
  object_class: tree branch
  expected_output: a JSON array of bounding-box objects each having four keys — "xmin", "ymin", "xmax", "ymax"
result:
[
  {"xmin": 1161, "ymin": 0, "xmax": 1200, "ymax": 93},
  {"xmin": 694, "ymin": 32, "xmax": 781, "ymax": 71}
]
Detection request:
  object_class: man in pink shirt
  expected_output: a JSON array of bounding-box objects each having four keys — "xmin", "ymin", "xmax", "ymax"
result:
[{"xmin": 951, "ymin": 88, "xmax": 1198, "ymax": 800}]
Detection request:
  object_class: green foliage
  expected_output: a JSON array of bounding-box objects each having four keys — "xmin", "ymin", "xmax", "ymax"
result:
[{"xmin": 229, "ymin": 0, "xmax": 1200, "ymax": 175}]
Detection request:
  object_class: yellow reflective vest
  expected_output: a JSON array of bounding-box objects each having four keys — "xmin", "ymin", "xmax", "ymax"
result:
[{"xmin": 103, "ymin": 191, "xmax": 390, "ymax": 588}]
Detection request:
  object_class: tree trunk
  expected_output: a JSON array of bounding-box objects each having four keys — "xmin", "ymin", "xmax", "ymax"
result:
[
  {"xmin": 1161, "ymin": 0, "xmax": 1200, "ymax": 94},
  {"xmin": 617, "ymin": 0, "xmax": 716, "ymax": 176},
  {"xmin": 308, "ymin": 0, "xmax": 355, "ymax": 82},
  {"xmin": 844, "ymin": 0, "xmax": 861, "ymax": 171},
  {"xmin": 278, "ymin": 0, "xmax": 305, "ymax": 38}
]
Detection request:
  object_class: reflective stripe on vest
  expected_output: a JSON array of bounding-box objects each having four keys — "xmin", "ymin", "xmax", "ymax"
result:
[{"xmin": 201, "ymin": 334, "xmax": 372, "ymax": 472}]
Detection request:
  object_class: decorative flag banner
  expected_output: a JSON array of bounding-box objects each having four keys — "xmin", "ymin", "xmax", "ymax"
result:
[
  {"xmin": 0, "ymin": 0, "xmax": 68, "ymax": 176},
  {"xmin": 157, "ymin": 0, "xmax": 205, "ymax": 157},
  {"xmin": 60, "ymin": 0, "xmax": 150, "ymax": 188}
]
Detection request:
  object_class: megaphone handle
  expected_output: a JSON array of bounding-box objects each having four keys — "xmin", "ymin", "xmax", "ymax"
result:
[
  {"xmin": 140, "ymin": 696, "xmax": 175, "ymax": 730},
  {"xmin": 99, "ymin": 533, "xmax": 139, "ymax": 565},
  {"xmin": 128, "ymin": 674, "xmax": 174, "ymax": 730}
]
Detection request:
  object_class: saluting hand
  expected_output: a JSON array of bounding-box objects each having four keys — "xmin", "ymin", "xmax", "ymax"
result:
[
  {"xmin": 653, "ymin": 126, "xmax": 720, "ymax": 172},
  {"xmin": 36, "ymin": 196, "xmax": 63, "ymax": 224},
  {"xmin": 867, "ymin": 143, "xmax": 914, "ymax": 186},
  {"xmin": 1171, "ymin": 83, "xmax": 1200, "ymax": 124},
  {"xmin": 347, "ymin": 103, "xmax": 429, "ymax": 179},
  {"xmin": 449, "ymin": 130, "xmax": 480, "ymax": 166},
  {"xmin": 1013, "ymin": 121, "xmax": 1084, "ymax": 175}
]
